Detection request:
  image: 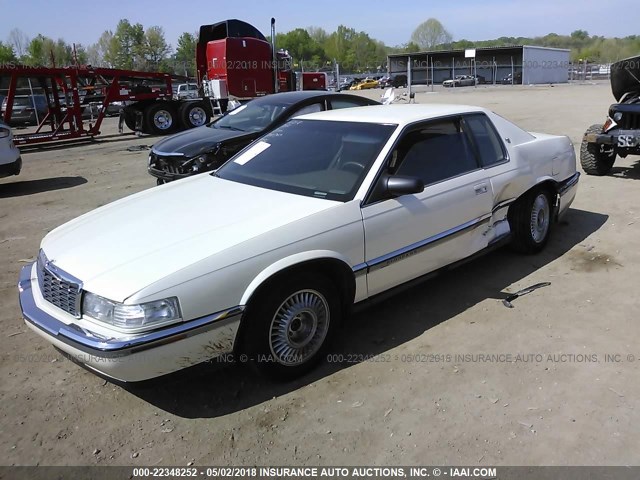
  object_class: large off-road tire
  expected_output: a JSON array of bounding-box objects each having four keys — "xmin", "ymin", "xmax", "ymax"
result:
[
  {"xmin": 580, "ymin": 124, "xmax": 616, "ymax": 175},
  {"xmin": 143, "ymin": 102, "xmax": 177, "ymax": 135},
  {"xmin": 508, "ymin": 188, "xmax": 553, "ymax": 254},
  {"xmin": 242, "ymin": 274, "xmax": 341, "ymax": 380},
  {"xmin": 178, "ymin": 101, "xmax": 210, "ymax": 129}
]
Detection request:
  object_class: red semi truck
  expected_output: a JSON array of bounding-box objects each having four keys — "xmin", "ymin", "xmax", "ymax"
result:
[{"xmin": 0, "ymin": 18, "xmax": 326, "ymax": 145}]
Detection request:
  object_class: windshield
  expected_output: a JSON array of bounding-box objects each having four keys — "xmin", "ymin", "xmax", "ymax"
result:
[
  {"xmin": 211, "ymin": 102, "xmax": 289, "ymax": 133},
  {"xmin": 215, "ymin": 119, "xmax": 396, "ymax": 202}
]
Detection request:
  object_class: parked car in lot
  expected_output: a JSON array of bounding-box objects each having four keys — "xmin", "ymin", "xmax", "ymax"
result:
[
  {"xmin": 502, "ymin": 72, "xmax": 523, "ymax": 84},
  {"xmin": 379, "ymin": 74, "xmax": 408, "ymax": 88},
  {"xmin": 174, "ymin": 83, "xmax": 199, "ymax": 100},
  {"xmin": 1, "ymin": 95, "xmax": 49, "ymax": 125},
  {"xmin": 350, "ymin": 78, "xmax": 379, "ymax": 90},
  {"xmin": 0, "ymin": 120, "xmax": 22, "ymax": 178},
  {"xmin": 148, "ymin": 90, "xmax": 380, "ymax": 184},
  {"xmin": 18, "ymin": 104, "xmax": 579, "ymax": 382},
  {"xmin": 443, "ymin": 75, "xmax": 477, "ymax": 87}
]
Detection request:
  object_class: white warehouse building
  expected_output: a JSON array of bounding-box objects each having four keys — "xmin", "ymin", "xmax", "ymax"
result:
[{"xmin": 387, "ymin": 45, "xmax": 571, "ymax": 85}]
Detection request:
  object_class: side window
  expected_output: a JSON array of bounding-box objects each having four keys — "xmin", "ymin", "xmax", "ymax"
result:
[
  {"xmin": 291, "ymin": 102, "xmax": 324, "ymax": 118},
  {"xmin": 331, "ymin": 99, "xmax": 367, "ymax": 110},
  {"xmin": 394, "ymin": 119, "xmax": 479, "ymax": 185},
  {"xmin": 464, "ymin": 114, "xmax": 507, "ymax": 167}
]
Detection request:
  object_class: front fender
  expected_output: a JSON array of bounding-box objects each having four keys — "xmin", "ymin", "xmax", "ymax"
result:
[{"xmin": 239, "ymin": 250, "xmax": 353, "ymax": 305}]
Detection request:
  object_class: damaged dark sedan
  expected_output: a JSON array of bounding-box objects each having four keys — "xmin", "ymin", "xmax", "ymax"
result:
[{"xmin": 148, "ymin": 91, "xmax": 380, "ymax": 184}]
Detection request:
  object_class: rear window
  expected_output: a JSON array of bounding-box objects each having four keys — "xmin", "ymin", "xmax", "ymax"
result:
[
  {"xmin": 14, "ymin": 98, "xmax": 32, "ymax": 106},
  {"xmin": 463, "ymin": 114, "xmax": 507, "ymax": 167}
]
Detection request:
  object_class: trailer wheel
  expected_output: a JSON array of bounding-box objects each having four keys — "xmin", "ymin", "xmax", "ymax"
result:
[
  {"xmin": 179, "ymin": 102, "xmax": 210, "ymax": 129},
  {"xmin": 122, "ymin": 107, "xmax": 140, "ymax": 131},
  {"xmin": 144, "ymin": 103, "xmax": 177, "ymax": 135}
]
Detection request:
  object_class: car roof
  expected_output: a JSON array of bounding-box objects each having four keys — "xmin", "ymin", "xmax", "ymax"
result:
[
  {"xmin": 251, "ymin": 90, "xmax": 368, "ymax": 106},
  {"xmin": 296, "ymin": 104, "xmax": 488, "ymax": 125}
]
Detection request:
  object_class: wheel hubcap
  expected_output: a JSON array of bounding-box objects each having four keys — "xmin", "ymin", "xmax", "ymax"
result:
[
  {"xmin": 188, "ymin": 107, "xmax": 207, "ymax": 127},
  {"xmin": 269, "ymin": 289, "xmax": 330, "ymax": 366},
  {"xmin": 153, "ymin": 110, "xmax": 173, "ymax": 130},
  {"xmin": 530, "ymin": 194, "xmax": 550, "ymax": 244}
]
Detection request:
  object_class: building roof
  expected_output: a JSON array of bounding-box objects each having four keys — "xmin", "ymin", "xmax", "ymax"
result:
[{"xmin": 388, "ymin": 45, "xmax": 569, "ymax": 58}]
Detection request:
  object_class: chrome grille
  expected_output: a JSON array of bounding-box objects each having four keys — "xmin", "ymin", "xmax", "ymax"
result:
[{"xmin": 37, "ymin": 252, "xmax": 82, "ymax": 318}]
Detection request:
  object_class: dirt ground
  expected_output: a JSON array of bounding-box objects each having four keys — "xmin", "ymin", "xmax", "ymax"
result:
[{"xmin": 1, "ymin": 81, "xmax": 639, "ymax": 467}]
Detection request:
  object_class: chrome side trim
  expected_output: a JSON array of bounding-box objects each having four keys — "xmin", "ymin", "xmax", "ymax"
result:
[
  {"xmin": 19, "ymin": 264, "xmax": 244, "ymax": 358},
  {"xmin": 558, "ymin": 172, "xmax": 580, "ymax": 196},
  {"xmin": 352, "ymin": 263, "xmax": 368, "ymax": 278},
  {"xmin": 352, "ymin": 214, "xmax": 492, "ymax": 275},
  {"xmin": 492, "ymin": 198, "xmax": 516, "ymax": 213}
]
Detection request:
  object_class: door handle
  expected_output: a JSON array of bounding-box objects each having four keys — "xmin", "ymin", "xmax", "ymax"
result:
[{"xmin": 474, "ymin": 184, "xmax": 488, "ymax": 195}]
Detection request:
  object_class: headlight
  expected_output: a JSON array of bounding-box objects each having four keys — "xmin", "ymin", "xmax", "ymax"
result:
[
  {"xmin": 613, "ymin": 112, "xmax": 623, "ymax": 122},
  {"xmin": 82, "ymin": 292, "xmax": 182, "ymax": 332}
]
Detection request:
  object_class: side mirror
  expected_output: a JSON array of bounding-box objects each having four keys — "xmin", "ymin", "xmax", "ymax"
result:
[{"xmin": 386, "ymin": 175, "xmax": 424, "ymax": 197}]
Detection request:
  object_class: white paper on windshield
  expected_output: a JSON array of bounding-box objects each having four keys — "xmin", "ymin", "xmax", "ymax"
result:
[
  {"xmin": 233, "ymin": 141, "xmax": 271, "ymax": 165},
  {"xmin": 227, "ymin": 105, "xmax": 247, "ymax": 115}
]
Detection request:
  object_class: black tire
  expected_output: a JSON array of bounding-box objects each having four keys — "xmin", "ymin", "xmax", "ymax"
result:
[
  {"xmin": 508, "ymin": 188, "xmax": 553, "ymax": 254},
  {"xmin": 143, "ymin": 102, "xmax": 177, "ymax": 135},
  {"xmin": 580, "ymin": 124, "xmax": 616, "ymax": 175},
  {"xmin": 122, "ymin": 107, "xmax": 138, "ymax": 131},
  {"xmin": 242, "ymin": 274, "xmax": 341, "ymax": 380},
  {"xmin": 178, "ymin": 101, "xmax": 210, "ymax": 129}
]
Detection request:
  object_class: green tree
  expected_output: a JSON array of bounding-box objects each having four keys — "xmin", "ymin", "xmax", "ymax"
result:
[
  {"xmin": 410, "ymin": 18, "xmax": 452, "ymax": 50},
  {"xmin": 307, "ymin": 27, "xmax": 328, "ymax": 47},
  {"xmin": 277, "ymin": 28, "xmax": 324, "ymax": 68},
  {"xmin": 0, "ymin": 41, "xmax": 17, "ymax": 63},
  {"xmin": 325, "ymin": 25, "xmax": 357, "ymax": 69},
  {"xmin": 142, "ymin": 26, "xmax": 171, "ymax": 70},
  {"xmin": 110, "ymin": 19, "xmax": 145, "ymax": 69},
  {"xmin": 73, "ymin": 43, "xmax": 89, "ymax": 65},
  {"xmin": 174, "ymin": 32, "xmax": 197, "ymax": 76},
  {"xmin": 25, "ymin": 35, "xmax": 47, "ymax": 66},
  {"xmin": 89, "ymin": 30, "xmax": 115, "ymax": 67}
]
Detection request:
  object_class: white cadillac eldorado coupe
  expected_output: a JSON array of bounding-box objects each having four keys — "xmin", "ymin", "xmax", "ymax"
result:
[{"xmin": 18, "ymin": 105, "xmax": 579, "ymax": 382}]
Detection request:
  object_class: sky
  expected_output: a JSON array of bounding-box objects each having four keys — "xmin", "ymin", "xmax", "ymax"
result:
[{"xmin": 1, "ymin": 0, "xmax": 638, "ymax": 51}]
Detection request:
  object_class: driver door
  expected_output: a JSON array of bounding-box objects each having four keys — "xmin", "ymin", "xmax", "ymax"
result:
[{"xmin": 362, "ymin": 117, "xmax": 494, "ymax": 296}]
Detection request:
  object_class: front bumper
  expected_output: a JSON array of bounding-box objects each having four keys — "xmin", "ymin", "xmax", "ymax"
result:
[
  {"xmin": 18, "ymin": 263, "xmax": 243, "ymax": 382},
  {"xmin": 0, "ymin": 155, "xmax": 21, "ymax": 178},
  {"xmin": 584, "ymin": 129, "xmax": 640, "ymax": 147}
]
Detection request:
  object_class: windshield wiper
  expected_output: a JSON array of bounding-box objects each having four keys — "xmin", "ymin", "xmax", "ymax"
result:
[{"xmin": 216, "ymin": 125, "xmax": 245, "ymax": 132}]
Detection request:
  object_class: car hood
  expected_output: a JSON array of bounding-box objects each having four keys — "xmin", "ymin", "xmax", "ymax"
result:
[
  {"xmin": 40, "ymin": 175, "xmax": 340, "ymax": 302},
  {"xmin": 152, "ymin": 125, "xmax": 252, "ymax": 158},
  {"xmin": 611, "ymin": 54, "xmax": 640, "ymax": 102}
]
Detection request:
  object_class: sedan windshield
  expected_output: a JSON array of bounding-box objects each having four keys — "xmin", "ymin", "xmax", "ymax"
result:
[
  {"xmin": 215, "ymin": 119, "xmax": 396, "ymax": 202},
  {"xmin": 211, "ymin": 102, "xmax": 288, "ymax": 133}
]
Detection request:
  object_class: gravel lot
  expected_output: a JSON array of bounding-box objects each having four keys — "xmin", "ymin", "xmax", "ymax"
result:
[{"xmin": 1, "ymin": 81, "xmax": 639, "ymax": 467}]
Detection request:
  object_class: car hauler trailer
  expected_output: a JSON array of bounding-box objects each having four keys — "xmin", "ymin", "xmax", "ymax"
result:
[
  {"xmin": 0, "ymin": 65, "xmax": 178, "ymax": 145},
  {"xmin": 0, "ymin": 18, "xmax": 327, "ymax": 146}
]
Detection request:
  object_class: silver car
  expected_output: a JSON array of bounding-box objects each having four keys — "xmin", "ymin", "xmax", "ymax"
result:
[{"xmin": 0, "ymin": 121, "xmax": 22, "ymax": 178}]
